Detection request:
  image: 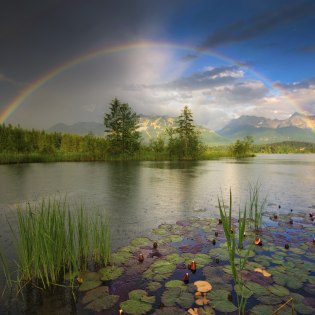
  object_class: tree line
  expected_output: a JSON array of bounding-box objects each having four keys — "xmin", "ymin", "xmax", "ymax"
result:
[{"xmin": 0, "ymin": 98, "xmax": 256, "ymax": 163}]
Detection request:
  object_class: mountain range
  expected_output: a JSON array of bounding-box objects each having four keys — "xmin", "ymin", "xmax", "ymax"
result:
[{"xmin": 47, "ymin": 112, "xmax": 315, "ymax": 145}]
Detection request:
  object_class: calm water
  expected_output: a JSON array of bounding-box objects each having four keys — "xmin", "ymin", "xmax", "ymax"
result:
[{"xmin": 1, "ymin": 154, "xmax": 314, "ymax": 251}]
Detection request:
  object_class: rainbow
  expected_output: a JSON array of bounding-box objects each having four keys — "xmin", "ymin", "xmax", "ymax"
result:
[{"xmin": 1, "ymin": 40, "xmax": 313, "ymax": 130}]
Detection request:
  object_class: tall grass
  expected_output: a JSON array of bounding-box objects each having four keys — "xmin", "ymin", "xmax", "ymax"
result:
[
  {"xmin": 218, "ymin": 189, "xmax": 254, "ymax": 315},
  {"xmin": 7, "ymin": 198, "xmax": 110, "ymax": 289},
  {"xmin": 248, "ymin": 182, "xmax": 267, "ymax": 230}
]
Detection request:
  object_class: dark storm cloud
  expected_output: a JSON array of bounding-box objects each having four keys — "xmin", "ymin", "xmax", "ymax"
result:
[
  {"xmin": 274, "ymin": 77, "xmax": 315, "ymax": 90},
  {"xmin": 200, "ymin": 1, "xmax": 315, "ymax": 48},
  {"xmin": 0, "ymin": 0, "xmax": 176, "ymax": 81}
]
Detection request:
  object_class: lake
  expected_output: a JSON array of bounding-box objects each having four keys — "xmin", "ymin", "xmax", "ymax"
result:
[
  {"xmin": 1, "ymin": 154, "xmax": 314, "ymax": 252},
  {"xmin": 0, "ymin": 154, "xmax": 315, "ymax": 314}
]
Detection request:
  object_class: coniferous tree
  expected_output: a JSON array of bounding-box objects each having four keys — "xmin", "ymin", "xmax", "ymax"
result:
[
  {"xmin": 104, "ymin": 98, "xmax": 141, "ymax": 156},
  {"xmin": 167, "ymin": 106, "xmax": 202, "ymax": 159}
]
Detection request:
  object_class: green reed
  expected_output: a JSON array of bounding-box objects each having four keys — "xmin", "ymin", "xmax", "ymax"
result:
[
  {"xmin": 218, "ymin": 189, "xmax": 254, "ymax": 315},
  {"xmin": 248, "ymin": 182, "xmax": 267, "ymax": 230},
  {"xmin": 6, "ymin": 198, "xmax": 110, "ymax": 289}
]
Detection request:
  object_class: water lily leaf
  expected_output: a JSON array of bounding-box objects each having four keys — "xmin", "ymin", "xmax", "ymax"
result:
[
  {"xmin": 161, "ymin": 287, "xmax": 194, "ymax": 308},
  {"xmin": 82, "ymin": 286, "xmax": 109, "ymax": 304},
  {"xmin": 290, "ymin": 247, "xmax": 305, "ymax": 255},
  {"xmin": 85, "ymin": 294, "xmax": 119, "ymax": 311},
  {"xmin": 152, "ymin": 228, "xmax": 169, "ymax": 235},
  {"xmin": 131, "ymin": 237, "xmax": 151, "ymax": 247},
  {"xmin": 120, "ymin": 299, "xmax": 152, "ymax": 315},
  {"xmin": 286, "ymin": 277, "xmax": 303, "ymax": 290},
  {"xmin": 143, "ymin": 259, "xmax": 176, "ymax": 281},
  {"xmin": 165, "ymin": 253, "xmax": 184, "ymax": 264},
  {"xmin": 209, "ymin": 289, "xmax": 237, "ymax": 312},
  {"xmin": 194, "ymin": 281, "xmax": 212, "ymax": 293},
  {"xmin": 99, "ymin": 266, "xmax": 124, "ymax": 281},
  {"xmin": 249, "ymin": 304, "xmax": 274, "ymax": 315},
  {"xmin": 129, "ymin": 290, "xmax": 149, "ymax": 300},
  {"xmin": 257, "ymin": 295, "xmax": 283, "ymax": 305},
  {"xmin": 294, "ymin": 303, "xmax": 315, "ymax": 314},
  {"xmin": 268, "ymin": 284, "xmax": 290, "ymax": 297},
  {"xmin": 169, "ymin": 234, "xmax": 183, "ymax": 243},
  {"xmin": 81, "ymin": 271, "xmax": 101, "ymax": 281},
  {"xmin": 147, "ymin": 281, "xmax": 161, "ymax": 292},
  {"xmin": 111, "ymin": 251, "xmax": 133, "ymax": 265},
  {"xmin": 290, "ymin": 293, "xmax": 305, "ymax": 303},
  {"xmin": 79, "ymin": 280, "xmax": 102, "ymax": 291},
  {"xmin": 165, "ymin": 280, "xmax": 186, "ymax": 289},
  {"xmin": 234, "ymin": 284, "xmax": 253, "ymax": 299},
  {"xmin": 245, "ymin": 281, "xmax": 269, "ymax": 296},
  {"xmin": 211, "ymin": 299, "xmax": 237, "ymax": 313},
  {"xmin": 141, "ymin": 295, "xmax": 156, "ymax": 304},
  {"xmin": 209, "ymin": 247, "xmax": 230, "ymax": 260}
]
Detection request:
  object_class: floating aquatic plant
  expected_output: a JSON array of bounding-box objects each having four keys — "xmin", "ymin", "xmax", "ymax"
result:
[{"xmin": 120, "ymin": 290, "xmax": 155, "ymax": 315}]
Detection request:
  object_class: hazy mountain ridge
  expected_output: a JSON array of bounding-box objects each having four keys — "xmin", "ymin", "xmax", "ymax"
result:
[
  {"xmin": 48, "ymin": 115, "xmax": 228, "ymax": 145},
  {"xmin": 218, "ymin": 112, "xmax": 315, "ymax": 144},
  {"xmin": 47, "ymin": 113, "xmax": 315, "ymax": 145}
]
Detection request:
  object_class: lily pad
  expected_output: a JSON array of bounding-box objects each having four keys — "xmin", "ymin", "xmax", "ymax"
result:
[
  {"xmin": 120, "ymin": 299, "xmax": 152, "ymax": 315},
  {"xmin": 143, "ymin": 259, "xmax": 176, "ymax": 281},
  {"xmin": 111, "ymin": 251, "xmax": 133, "ymax": 265},
  {"xmin": 99, "ymin": 266, "xmax": 124, "ymax": 281},
  {"xmin": 234, "ymin": 284, "xmax": 253, "ymax": 299},
  {"xmin": 152, "ymin": 228, "xmax": 169, "ymax": 235},
  {"xmin": 131, "ymin": 237, "xmax": 151, "ymax": 247},
  {"xmin": 249, "ymin": 304, "xmax": 274, "ymax": 315},
  {"xmin": 85, "ymin": 293, "xmax": 119, "ymax": 312},
  {"xmin": 294, "ymin": 303, "xmax": 315, "ymax": 314},
  {"xmin": 147, "ymin": 282, "xmax": 162, "ymax": 292},
  {"xmin": 165, "ymin": 280, "xmax": 186, "ymax": 289},
  {"xmin": 165, "ymin": 253, "xmax": 184, "ymax": 264},
  {"xmin": 120, "ymin": 290, "xmax": 155, "ymax": 315},
  {"xmin": 245, "ymin": 281, "xmax": 269, "ymax": 296},
  {"xmin": 209, "ymin": 289, "xmax": 237, "ymax": 313},
  {"xmin": 257, "ymin": 295, "xmax": 284, "ymax": 305},
  {"xmin": 82, "ymin": 286, "xmax": 109, "ymax": 304},
  {"xmin": 268, "ymin": 284, "xmax": 290, "ymax": 297},
  {"xmin": 161, "ymin": 287, "xmax": 194, "ymax": 308},
  {"xmin": 79, "ymin": 280, "xmax": 102, "ymax": 292}
]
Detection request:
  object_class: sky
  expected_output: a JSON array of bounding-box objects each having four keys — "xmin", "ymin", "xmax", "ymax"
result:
[{"xmin": 0, "ymin": 0, "xmax": 315, "ymax": 131}]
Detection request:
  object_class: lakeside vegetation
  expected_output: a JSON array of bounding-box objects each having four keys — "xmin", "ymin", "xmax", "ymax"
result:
[
  {"xmin": 1, "ymin": 99, "xmax": 314, "ymax": 164},
  {"xmin": 2, "ymin": 186, "xmax": 313, "ymax": 314},
  {"xmin": 2, "ymin": 198, "xmax": 110, "ymax": 289}
]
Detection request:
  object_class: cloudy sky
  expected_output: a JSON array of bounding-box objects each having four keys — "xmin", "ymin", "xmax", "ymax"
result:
[{"xmin": 1, "ymin": 0, "xmax": 315, "ymax": 130}]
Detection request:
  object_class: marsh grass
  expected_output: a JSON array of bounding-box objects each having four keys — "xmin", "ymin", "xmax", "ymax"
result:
[
  {"xmin": 218, "ymin": 189, "xmax": 254, "ymax": 315},
  {"xmin": 6, "ymin": 198, "xmax": 110, "ymax": 289},
  {"xmin": 248, "ymin": 182, "xmax": 267, "ymax": 230}
]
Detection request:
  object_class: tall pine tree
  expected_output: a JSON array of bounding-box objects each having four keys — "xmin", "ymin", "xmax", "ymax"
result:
[{"xmin": 104, "ymin": 98, "xmax": 141, "ymax": 156}]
